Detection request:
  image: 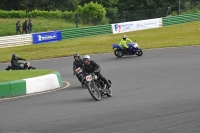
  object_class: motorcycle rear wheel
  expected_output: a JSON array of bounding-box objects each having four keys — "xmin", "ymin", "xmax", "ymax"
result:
[
  {"xmin": 87, "ymin": 81, "xmax": 101, "ymax": 101},
  {"xmin": 114, "ymin": 49, "xmax": 123, "ymax": 57}
]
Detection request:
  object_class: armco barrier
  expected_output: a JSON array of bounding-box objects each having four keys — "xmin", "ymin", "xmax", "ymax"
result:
[
  {"xmin": 61, "ymin": 24, "xmax": 112, "ymax": 40},
  {"xmin": 162, "ymin": 13, "xmax": 200, "ymax": 26},
  {"xmin": 0, "ymin": 14, "xmax": 199, "ymax": 48},
  {"xmin": 0, "ymin": 71, "xmax": 63, "ymax": 98},
  {"xmin": 0, "ymin": 34, "xmax": 32, "ymax": 48}
]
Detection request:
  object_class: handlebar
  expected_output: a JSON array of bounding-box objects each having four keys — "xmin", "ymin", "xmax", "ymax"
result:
[{"xmin": 94, "ymin": 68, "xmax": 101, "ymax": 73}]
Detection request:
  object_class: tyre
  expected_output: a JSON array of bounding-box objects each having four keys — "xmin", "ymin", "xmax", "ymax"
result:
[
  {"xmin": 5, "ymin": 66, "xmax": 11, "ymax": 70},
  {"xmin": 28, "ymin": 66, "xmax": 36, "ymax": 70},
  {"xmin": 114, "ymin": 49, "xmax": 123, "ymax": 57},
  {"xmin": 135, "ymin": 49, "xmax": 143, "ymax": 56},
  {"xmin": 87, "ymin": 81, "xmax": 101, "ymax": 101}
]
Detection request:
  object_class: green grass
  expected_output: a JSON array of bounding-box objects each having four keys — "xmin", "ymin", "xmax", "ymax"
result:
[
  {"xmin": 0, "ymin": 18, "xmax": 88, "ymax": 36},
  {"xmin": 0, "ymin": 69, "xmax": 55, "ymax": 82},
  {"xmin": 0, "ymin": 21, "xmax": 199, "ymax": 63},
  {"xmin": 0, "ymin": 21, "xmax": 199, "ymax": 82}
]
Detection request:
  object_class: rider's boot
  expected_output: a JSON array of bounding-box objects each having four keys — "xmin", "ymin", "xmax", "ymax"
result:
[
  {"xmin": 81, "ymin": 81, "xmax": 85, "ymax": 86},
  {"xmin": 104, "ymin": 83, "xmax": 111, "ymax": 91},
  {"xmin": 123, "ymin": 49, "xmax": 127, "ymax": 54},
  {"xmin": 80, "ymin": 78, "xmax": 86, "ymax": 87},
  {"xmin": 107, "ymin": 83, "xmax": 111, "ymax": 89}
]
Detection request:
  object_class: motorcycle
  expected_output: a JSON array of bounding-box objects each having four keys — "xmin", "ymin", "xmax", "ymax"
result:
[
  {"xmin": 74, "ymin": 67, "xmax": 85, "ymax": 86},
  {"xmin": 85, "ymin": 70, "xmax": 112, "ymax": 101},
  {"xmin": 5, "ymin": 61, "xmax": 36, "ymax": 70},
  {"xmin": 112, "ymin": 41, "xmax": 143, "ymax": 57}
]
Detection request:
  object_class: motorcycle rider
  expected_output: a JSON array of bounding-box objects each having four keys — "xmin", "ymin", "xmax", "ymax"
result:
[
  {"xmin": 11, "ymin": 54, "xmax": 26, "ymax": 70},
  {"xmin": 82, "ymin": 55, "xmax": 111, "ymax": 90},
  {"xmin": 73, "ymin": 53, "xmax": 85, "ymax": 86},
  {"xmin": 119, "ymin": 35, "xmax": 133, "ymax": 54}
]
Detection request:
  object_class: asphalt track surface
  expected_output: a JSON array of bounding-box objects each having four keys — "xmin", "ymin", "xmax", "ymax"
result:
[{"xmin": 0, "ymin": 46, "xmax": 200, "ymax": 133}]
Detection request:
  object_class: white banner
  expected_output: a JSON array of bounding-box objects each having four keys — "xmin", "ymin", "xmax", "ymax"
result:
[{"xmin": 111, "ymin": 18, "xmax": 162, "ymax": 34}]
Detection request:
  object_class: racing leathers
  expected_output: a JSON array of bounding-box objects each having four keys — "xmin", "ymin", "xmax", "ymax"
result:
[
  {"xmin": 83, "ymin": 60, "xmax": 110, "ymax": 88},
  {"xmin": 73, "ymin": 58, "xmax": 84, "ymax": 83},
  {"xmin": 11, "ymin": 57, "xmax": 26, "ymax": 70}
]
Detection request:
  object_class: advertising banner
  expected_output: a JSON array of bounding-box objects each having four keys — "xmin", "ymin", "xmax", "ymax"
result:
[
  {"xmin": 32, "ymin": 31, "xmax": 62, "ymax": 44},
  {"xmin": 112, "ymin": 18, "xmax": 161, "ymax": 34}
]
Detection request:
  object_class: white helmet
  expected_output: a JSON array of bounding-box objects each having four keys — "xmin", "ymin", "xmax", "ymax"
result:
[
  {"xmin": 122, "ymin": 35, "xmax": 127, "ymax": 39},
  {"xmin": 83, "ymin": 55, "xmax": 90, "ymax": 61}
]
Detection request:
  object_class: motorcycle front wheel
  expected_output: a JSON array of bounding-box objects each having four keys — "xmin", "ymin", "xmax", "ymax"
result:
[
  {"xmin": 114, "ymin": 49, "xmax": 123, "ymax": 57},
  {"xmin": 135, "ymin": 49, "xmax": 143, "ymax": 56},
  {"xmin": 87, "ymin": 81, "xmax": 101, "ymax": 101}
]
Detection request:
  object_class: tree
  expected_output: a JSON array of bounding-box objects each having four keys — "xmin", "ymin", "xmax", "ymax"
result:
[
  {"xmin": 0, "ymin": 0, "xmax": 22, "ymax": 10},
  {"xmin": 77, "ymin": 1, "xmax": 106, "ymax": 24},
  {"xmin": 79, "ymin": 0, "xmax": 119, "ymax": 12}
]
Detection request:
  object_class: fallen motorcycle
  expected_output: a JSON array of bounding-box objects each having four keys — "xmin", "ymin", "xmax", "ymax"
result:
[
  {"xmin": 112, "ymin": 41, "xmax": 143, "ymax": 57},
  {"xmin": 5, "ymin": 61, "xmax": 36, "ymax": 70},
  {"xmin": 85, "ymin": 70, "xmax": 112, "ymax": 101}
]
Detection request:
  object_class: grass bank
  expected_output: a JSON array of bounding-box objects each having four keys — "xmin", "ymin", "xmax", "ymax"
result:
[
  {"xmin": 0, "ymin": 21, "xmax": 199, "ymax": 63},
  {"xmin": 0, "ymin": 18, "xmax": 88, "ymax": 37},
  {"xmin": 0, "ymin": 69, "xmax": 55, "ymax": 82}
]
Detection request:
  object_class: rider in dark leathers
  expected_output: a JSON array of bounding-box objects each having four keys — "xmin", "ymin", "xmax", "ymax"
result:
[
  {"xmin": 73, "ymin": 53, "xmax": 85, "ymax": 86},
  {"xmin": 10, "ymin": 54, "xmax": 26, "ymax": 70},
  {"xmin": 82, "ymin": 55, "xmax": 111, "ymax": 89}
]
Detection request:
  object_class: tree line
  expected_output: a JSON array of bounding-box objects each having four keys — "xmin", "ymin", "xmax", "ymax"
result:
[{"xmin": 1, "ymin": 0, "xmax": 200, "ymax": 13}]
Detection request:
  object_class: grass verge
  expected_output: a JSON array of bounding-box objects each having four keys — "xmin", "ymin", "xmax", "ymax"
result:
[
  {"xmin": 0, "ymin": 21, "xmax": 199, "ymax": 63},
  {"xmin": 0, "ymin": 69, "xmax": 54, "ymax": 82},
  {"xmin": 0, "ymin": 21, "xmax": 199, "ymax": 82}
]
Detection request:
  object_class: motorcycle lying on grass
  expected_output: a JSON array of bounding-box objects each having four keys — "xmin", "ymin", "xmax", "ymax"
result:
[
  {"xmin": 112, "ymin": 41, "xmax": 143, "ymax": 57},
  {"xmin": 74, "ymin": 67, "xmax": 85, "ymax": 86},
  {"xmin": 85, "ymin": 69, "xmax": 112, "ymax": 101},
  {"xmin": 5, "ymin": 61, "xmax": 36, "ymax": 70}
]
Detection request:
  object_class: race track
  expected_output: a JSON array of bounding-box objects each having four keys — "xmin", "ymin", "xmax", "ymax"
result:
[{"xmin": 0, "ymin": 46, "xmax": 200, "ymax": 133}]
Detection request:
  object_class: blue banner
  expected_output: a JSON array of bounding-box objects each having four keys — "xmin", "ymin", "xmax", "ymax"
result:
[{"xmin": 32, "ymin": 31, "xmax": 62, "ymax": 44}]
